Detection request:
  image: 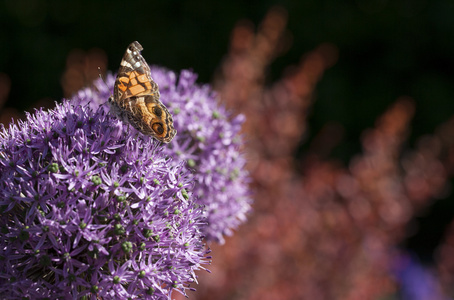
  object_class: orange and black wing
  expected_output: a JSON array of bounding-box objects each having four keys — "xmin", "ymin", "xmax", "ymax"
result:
[
  {"xmin": 113, "ymin": 41, "xmax": 160, "ymax": 104},
  {"xmin": 110, "ymin": 41, "xmax": 176, "ymax": 143}
]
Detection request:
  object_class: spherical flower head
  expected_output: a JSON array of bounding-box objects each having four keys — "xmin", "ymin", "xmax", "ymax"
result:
[
  {"xmin": 75, "ymin": 67, "xmax": 251, "ymax": 243},
  {"xmin": 0, "ymin": 101, "xmax": 209, "ymax": 299}
]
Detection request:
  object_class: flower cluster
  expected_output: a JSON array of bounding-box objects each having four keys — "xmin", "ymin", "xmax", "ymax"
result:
[
  {"xmin": 0, "ymin": 101, "xmax": 209, "ymax": 299},
  {"xmin": 75, "ymin": 67, "xmax": 251, "ymax": 243}
]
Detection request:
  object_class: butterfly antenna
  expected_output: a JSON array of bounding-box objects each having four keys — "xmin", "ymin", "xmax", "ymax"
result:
[
  {"xmin": 98, "ymin": 67, "xmax": 109, "ymax": 89},
  {"xmin": 98, "ymin": 67, "xmax": 114, "ymax": 102}
]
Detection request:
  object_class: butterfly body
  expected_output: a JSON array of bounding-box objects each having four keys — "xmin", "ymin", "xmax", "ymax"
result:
[{"xmin": 109, "ymin": 41, "xmax": 176, "ymax": 143}]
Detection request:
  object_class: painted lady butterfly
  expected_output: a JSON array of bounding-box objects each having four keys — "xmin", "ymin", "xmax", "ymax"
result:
[{"xmin": 109, "ymin": 41, "xmax": 176, "ymax": 143}]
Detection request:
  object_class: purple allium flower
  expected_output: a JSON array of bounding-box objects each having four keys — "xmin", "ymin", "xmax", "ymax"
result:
[
  {"xmin": 0, "ymin": 101, "xmax": 210, "ymax": 299},
  {"xmin": 75, "ymin": 67, "xmax": 251, "ymax": 243}
]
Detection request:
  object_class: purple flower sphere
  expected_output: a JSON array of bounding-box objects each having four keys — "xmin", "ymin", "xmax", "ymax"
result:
[
  {"xmin": 0, "ymin": 101, "xmax": 209, "ymax": 299},
  {"xmin": 75, "ymin": 67, "xmax": 251, "ymax": 243}
]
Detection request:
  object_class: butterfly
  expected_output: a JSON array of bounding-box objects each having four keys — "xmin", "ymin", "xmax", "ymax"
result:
[{"xmin": 109, "ymin": 41, "xmax": 176, "ymax": 143}]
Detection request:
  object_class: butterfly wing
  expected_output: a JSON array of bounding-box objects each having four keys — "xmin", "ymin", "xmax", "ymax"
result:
[
  {"xmin": 122, "ymin": 95, "xmax": 176, "ymax": 143},
  {"xmin": 111, "ymin": 41, "xmax": 176, "ymax": 143},
  {"xmin": 113, "ymin": 41, "xmax": 160, "ymax": 104}
]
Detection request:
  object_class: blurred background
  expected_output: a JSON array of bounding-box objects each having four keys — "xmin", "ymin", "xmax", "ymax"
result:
[{"xmin": 1, "ymin": 0, "xmax": 454, "ymax": 299}]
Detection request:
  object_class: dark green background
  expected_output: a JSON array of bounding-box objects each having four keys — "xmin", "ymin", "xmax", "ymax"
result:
[{"xmin": 1, "ymin": 0, "xmax": 454, "ymax": 262}]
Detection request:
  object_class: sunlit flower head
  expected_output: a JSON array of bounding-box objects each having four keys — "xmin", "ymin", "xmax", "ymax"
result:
[{"xmin": 0, "ymin": 101, "xmax": 209, "ymax": 299}]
